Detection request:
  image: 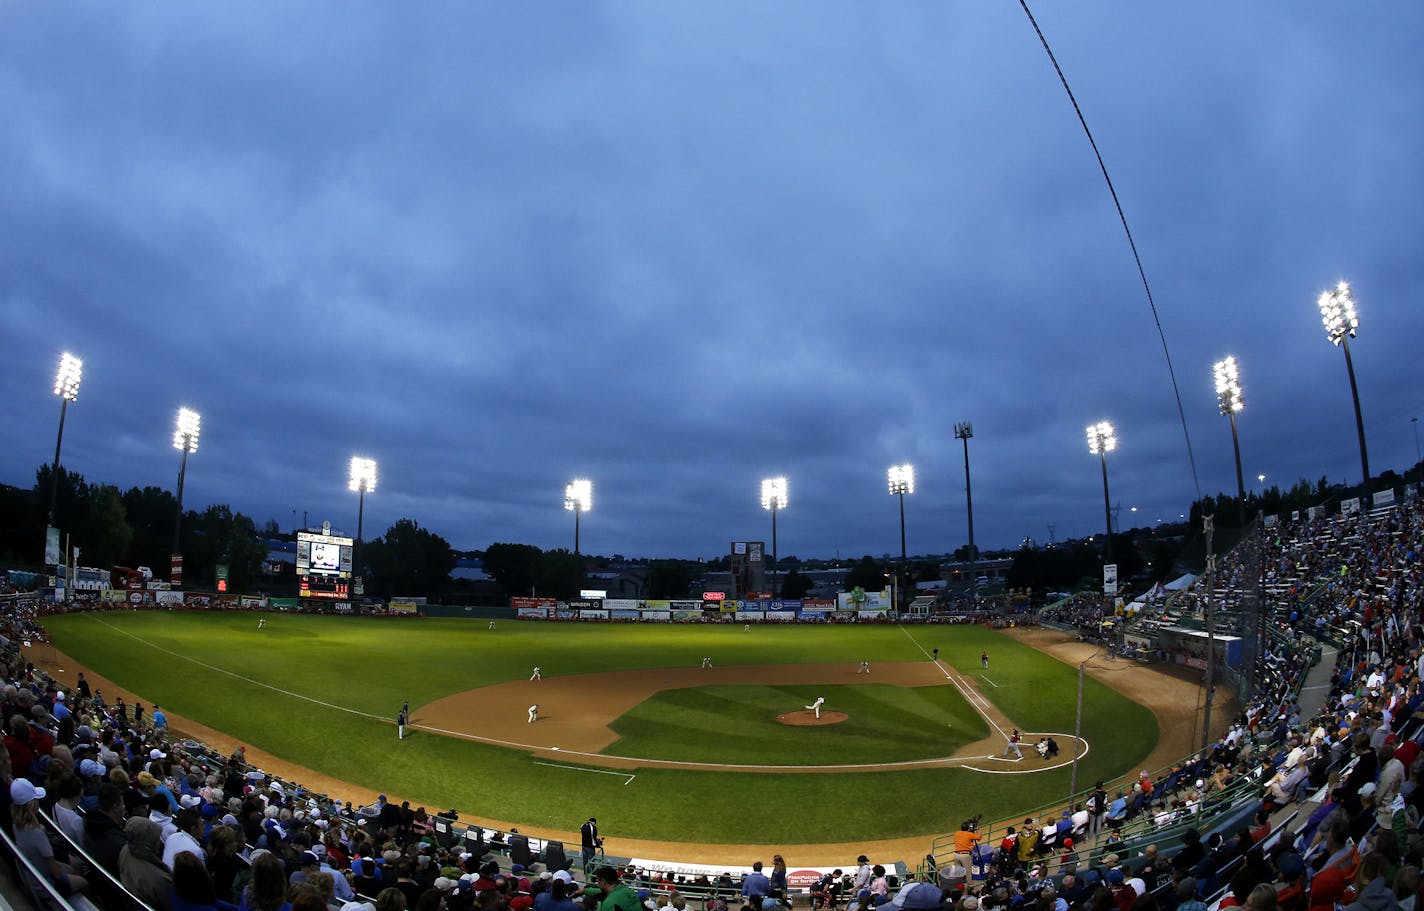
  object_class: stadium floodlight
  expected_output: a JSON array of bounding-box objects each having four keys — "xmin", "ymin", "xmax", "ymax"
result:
[
  {"xmin": 1086, "ymin": 422, "xmax": 1117, "ymax": 562},
  {"xmin": 348, "ymin": 457, "xmax": 378, "ymax": 581},
  {"xmin": 46, "ymin": 352, "xmax": 85, "ymax": 535},
  {"xmin": 954, "ymin": 422, "xmax": 976, "ymax": 562},
  {"xmin": 1213, "ymin": 356, "xmax": 1248, "ymax": 523},
  {"xmin": 887, "ymin": 464, "xmax": 914, "ymax": 570},
  {"xmin": 171, "ymin": 408, "xmax": 202, "ymax": 568},
  {"xmin": 54, "ymin": 352, "xmax": 83, "ymax": 401},
  {"xmin": 564, "ymin": 478, "xmax": 593, "ymax": 555},
  {"xmin": 761, "ymin": 477, "xmax": 788, "ymax": 597},
  {"xmin": 1318, "ymin": 280, "xmax": 1372, "ymax": 506}
]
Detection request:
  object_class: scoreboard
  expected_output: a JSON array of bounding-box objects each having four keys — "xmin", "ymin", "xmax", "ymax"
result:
[{"xmin": 296, "ymin": 531, "xmax": 354, "ymax": 599}]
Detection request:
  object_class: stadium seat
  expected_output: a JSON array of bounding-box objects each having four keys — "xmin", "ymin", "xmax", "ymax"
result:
[{"xmin": 544, "ymin": 840, "xmax": 571, "ymax": 871}]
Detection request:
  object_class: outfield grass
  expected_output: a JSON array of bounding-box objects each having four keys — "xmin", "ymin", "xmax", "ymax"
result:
[
  {"xmin": 44, "ymin": 613, "xmax": 1159, "ymax": 847},
  {"xmin": 606, "ymin": 683, "xmax": 989, "ymax": 763}
]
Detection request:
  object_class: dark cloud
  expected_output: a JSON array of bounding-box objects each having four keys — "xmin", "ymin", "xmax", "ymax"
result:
[{"xmin": 2, "ymin": 3, "xmax": 1421, "ymax": 559}]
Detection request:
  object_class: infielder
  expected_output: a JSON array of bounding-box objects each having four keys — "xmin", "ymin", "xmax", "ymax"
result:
[
  {"xmin": 701, "ymin": 657, "xmax": 713, "ymax": 669},
  {"xmin": 530, "ymin": 666, "xmax": 541, "ymax": 680},
  {"xmin": 527, "ymin": 704, "xmax": 540, "ymax": 723},
  {"xmin": 857, "ymin": 660, "xmax": 870, "ymax": 674}
]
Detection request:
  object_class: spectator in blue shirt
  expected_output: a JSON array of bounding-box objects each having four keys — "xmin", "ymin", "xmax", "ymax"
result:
[
  {"xmin": 1106, "ymin": 793, "xmax": 1128, "ymax": 831},
  {"xmin": 742, "ymin": 862, "xmax": 770, "ymax": 908}
]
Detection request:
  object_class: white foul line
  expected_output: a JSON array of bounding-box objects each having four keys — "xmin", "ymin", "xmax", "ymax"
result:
[{"xmin": 533, "ymin": 761, "xmax": 635, "ymax": 785}]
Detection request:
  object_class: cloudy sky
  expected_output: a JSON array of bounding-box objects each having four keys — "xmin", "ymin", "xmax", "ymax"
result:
[{"xmin": 3, "ymin": 4, "xmax": 1421, "ymax": 561}]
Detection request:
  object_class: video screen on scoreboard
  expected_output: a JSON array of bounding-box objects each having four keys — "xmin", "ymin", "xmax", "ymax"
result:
[{"xmin": 297, "ymin": 532, "xmax": 353, "ymax": 576}]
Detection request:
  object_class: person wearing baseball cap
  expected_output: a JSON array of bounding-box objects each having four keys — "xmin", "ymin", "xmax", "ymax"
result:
[
  {"xmin": 12, "ymin": 778, "xmax": 90, "ymax": 896},
  {"xmin": 886, "ymin": 882, "xmax": 943, "ymax": 911}
]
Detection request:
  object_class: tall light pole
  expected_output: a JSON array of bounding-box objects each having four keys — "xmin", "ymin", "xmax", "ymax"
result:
[
  {"xmin": 171, "ymin": 408, "xmax": 201, "ymax": 575},
  {"xmin": 1319, "ymin": 281, "xmax": 1371, "ymax": 506},
  {"xmin": 47, "ymin": 352, "xmax": 84, "ymax": 533},
  {"xmin": 954, "ymin": 422, "xmax": 975, "ymax": 560},
  {"xmin": 887, "ymin": 464, "xmax": 914, "ymax": 568},
  {"xmin": 1213, "ymin": 356, "xmax": 1247, "ymax": 524},
  {"xmin": 761, "ymin": 477, "xmax": 788, "ymax": 597},
  {"xmin": 348, "ymin": 457, "xmax": 378, "ymax": 576},
  {"xmin": 564, "ymin": 479, "xmax": 592, "ymax": 555},
  {"xmin": 1087, "ymin": 422, "xmax": 1117, "ymax": 563}
]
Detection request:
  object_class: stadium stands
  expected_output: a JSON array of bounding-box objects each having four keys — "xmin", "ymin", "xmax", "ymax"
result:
[{"xmin": 3, "ymin": 495, "xmax": 1424, "ymax": 911}]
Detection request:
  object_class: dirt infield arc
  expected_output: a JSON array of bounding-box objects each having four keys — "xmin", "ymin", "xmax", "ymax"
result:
[{"xmin": 410, "ymin": 659, "xmax": 1088, "ymax": 773}]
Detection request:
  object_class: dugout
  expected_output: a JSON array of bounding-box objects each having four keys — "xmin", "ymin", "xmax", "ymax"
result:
[{"xmin": 1156, "ymin": 625, "xmax": 1244, "ymax": 669}]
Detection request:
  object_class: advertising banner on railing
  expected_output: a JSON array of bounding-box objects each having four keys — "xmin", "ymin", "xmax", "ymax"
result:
[
  {"xmin": 1375, "ymin": 488, "xmax": 1396, "ymax": 506},
  {"xmin": 1263, "ymin": 514, "xmax": 1278, "ymax": 527},
  {"xmin": 517, "ymin": 607, "xmax": 549, "ymax": 620},
  {"xmin": 1341, "ymin": 497, "xmax": 1361, "ymax": 516}
]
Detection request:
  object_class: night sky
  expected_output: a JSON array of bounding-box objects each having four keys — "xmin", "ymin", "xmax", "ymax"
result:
[{"xmin": 3, "ymin": 4, "xmax": 1421, "ymax": 560}]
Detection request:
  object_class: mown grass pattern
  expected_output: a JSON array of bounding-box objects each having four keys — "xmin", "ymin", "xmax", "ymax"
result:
[{"xmin": 44, "ymin": 613, "xmax": 1158, "ymax": 845}]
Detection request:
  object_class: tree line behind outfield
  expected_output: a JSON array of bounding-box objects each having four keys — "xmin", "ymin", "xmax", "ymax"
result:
[{"xmin": 3, "ymin": 457, "xmax": 1421, "ymax": 602}]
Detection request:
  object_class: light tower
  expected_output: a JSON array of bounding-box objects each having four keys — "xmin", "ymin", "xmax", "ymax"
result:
[
  {"xmin": 760, "ymin": 477, "xmax": 788, "ymax": 597},
  {"xmin": 1086, "ymin": 422, "xmax": 1117, "ymax": 562},
  {"xmin": 887, "ymin": 464, "xmax": 915, "ymax": 568},
  {"xmin": 348, "ymin": 456, "xmax": 378, "ymax": 576},
  {"xmin": 564, "ymin": 479, "xmax": 592, "ymax": 555},
  {"xmin": 171, "ymin": 408, "xmax": 202, "ymax": 575},
  {"xmin": 1213, "ymin": 356, "xmax": 1247, "ymax": 523},
  {"xmin": 47, "ymin": 352, "xmax": 84, "ymax": 534},
  {"xmin": 954, "ymin": 422, "xmax": 975, "ymax": 560},
  {"xmin": 1318, "ymin": 281, "xmax": 1371, "ymax": 506}
]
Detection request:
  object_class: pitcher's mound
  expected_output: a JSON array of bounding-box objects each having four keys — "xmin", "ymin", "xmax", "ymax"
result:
[{"xmin": 778, "ymin": 710, "xmax": 849, "ymax": 726}]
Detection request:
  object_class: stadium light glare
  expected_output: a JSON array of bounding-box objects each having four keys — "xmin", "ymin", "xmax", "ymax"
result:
[
  {"xmin": 1213, "ymin": 356, "xmax": 1243, "ymax": 415},
  {"xmin": 173, "ymin": 407, "xmax": 202, "ymax": 453},
  {"xmin": 171, "ymin": 407, "xmax": 203, "ymax": 576},
  {"xmin": 46, "ymin": 351, "xmax": 86, "ymax": 536},
  {"xmin": 565, "ymin": 478, "xmax": 593, "ymax": 554},
  {"xmin": 1086, "ymin": 421, "xmax": 1117, "ymax": 562},
  {"xmin": 349, "ymin": 456, "xmax": 378, "ymax": 581},
  {"xmin": 1317, "ymin": 280, "xmax": 1371, "ymax": 506},
  {"xmin": 54, "ymin": 352, "xmax": 83, "ymax": 401},
  {"xmin": 348, "ymin": 457, "xmax": 378, "ymax": 494},
  {"xmin": 761, "ymin": 477, "xmax": 788, "ymax": 597},
  {"xmin": 887, "ymin": 464, "xmax": 914, "ymax": 576},
  {"xmin": 1213, "ymin": 357, "xmax": 1248, "ymax": 522}
]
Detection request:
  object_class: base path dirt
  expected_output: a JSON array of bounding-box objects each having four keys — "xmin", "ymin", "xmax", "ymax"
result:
[{"xmin": 34, "ymin": 627, "xmax": 1234, "ymax": 867}]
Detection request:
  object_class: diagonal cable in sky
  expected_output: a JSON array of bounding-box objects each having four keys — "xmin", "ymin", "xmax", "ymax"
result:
[{"xmin": 1018, "ymin": 0, "xmax": 1203, "ymax": 502}]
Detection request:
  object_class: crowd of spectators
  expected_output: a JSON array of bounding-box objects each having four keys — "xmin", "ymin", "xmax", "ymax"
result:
[{"xmin": 3, "ymin": 495, "xmax": 1424, "ymax": 911}]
